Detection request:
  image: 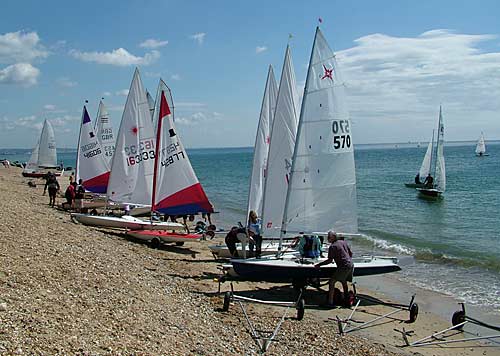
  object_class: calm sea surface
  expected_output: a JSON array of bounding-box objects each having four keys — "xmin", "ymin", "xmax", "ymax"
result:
[{"xmin": 2, "ymin": 142, "xmax": 500, "ymax": 308}]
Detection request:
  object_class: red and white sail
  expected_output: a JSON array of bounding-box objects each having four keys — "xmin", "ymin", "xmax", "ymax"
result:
[
  {"xmin": 107, "ymin": 68, "xmax": 156, "ymax": 204},
  {"xmin": 152, "ymin": 80, "xmax": 214, "ymax": 215},
  {"xmin": 75, "ymin": 105, "xmax": 110, "ymax": 193}
]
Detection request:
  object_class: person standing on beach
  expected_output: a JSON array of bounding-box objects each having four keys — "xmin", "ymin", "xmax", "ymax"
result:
[
  {"xmin": 247, "ymin": 210, "xmax": 262, "ymax": 258},
  {"xmin": 64, "ymin": 182, "xmax": 76, "ymax": 210},
  {"xmin": 315, "ymin": 231, "xmax": 353, "ymax": 306},
  {"xmin": 74, "ymin": 179, "xmax": 85, "ymax": 212},
  {"xmin": 43, "ymin": 172, "xmax": 60, "ymax": 207}
]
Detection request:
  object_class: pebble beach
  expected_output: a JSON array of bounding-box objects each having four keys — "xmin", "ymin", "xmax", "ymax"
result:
[{"xmin": 1, "ymin": 167, "xmax": 498, "ymax": 356}]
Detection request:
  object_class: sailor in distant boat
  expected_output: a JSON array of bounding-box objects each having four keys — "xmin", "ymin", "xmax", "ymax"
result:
[
  {"xmin": 414, "ymin": 173, "xmax": 421, "ymax": 185},
  {"xmin": 315, "ymin": 231, "xmax": 353, "ymax": 307},
  {"xmin": 424, "ymin": 174, "xmax": 434, "ymax": 188}
]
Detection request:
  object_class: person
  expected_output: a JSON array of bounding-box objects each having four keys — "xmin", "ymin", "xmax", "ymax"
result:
[
  {"xmin": 123, "ymin": 204, "xmax": 130, "ymax": 215},
  {"xmin": 74, "ymin": 179, "xmax": 85, "ymax": 212},
  {"xmin": 424, "ymin": 174, "xmax": 434, "ymax": 188},
  {"xmin": 247, "ymin": 210, "xmax": 262, "ymax": 258},
  {"xmin": 69, "ymin": 172, "xmax": 74, "ymax": 184},
  {"xmin": 64, "ymin": 182, "xmax": 76, "ymax": 209},
  {"xmin": 225, "ymin": 226, "xmax": 246, "ymax": 258},
  {"xmin": 414, "ymin": 173, "xmax": 421, "ymax": 184},
  {"xmin": 315, "ymin": 231, "xmax": 353, "ymax": 306},
  {"xmin": 43, "ymin": 172, "xmax": 60, "ymax": 207},
  {"xmin": 2, "ymin": 159, "xmax": 10, "ymax": 168},
  {"xmin": 297, "ymin": 234, "xmax": 322, "ymax": 259}
]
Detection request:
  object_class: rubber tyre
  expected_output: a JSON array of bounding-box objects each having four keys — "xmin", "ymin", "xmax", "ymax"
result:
[
  {"xmin": 149, "ymin": 237, "xmax": 161, "ymax": 249},
  {"xmin": 223, "ymin": 292, "xmax": 231, "ymax": 312},
  {"xmin": 409, "ymin": 303, "xmax": 419, "ymax": 323},
  {"xmin": 296, "ymin": 298, "xmax": 305, "ymax": 321},
  {"xmin": 452, "ymin": 310, "xmax": 466, "ymax": 329},
  {"xmin": 175, "ymin": 242, "xmax": 185, "ymax": 246}
]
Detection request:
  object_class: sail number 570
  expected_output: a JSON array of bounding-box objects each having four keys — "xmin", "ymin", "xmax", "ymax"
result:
[{"xmin": 332, "ymin": 120, "xmax": 351, "ymax": 150}]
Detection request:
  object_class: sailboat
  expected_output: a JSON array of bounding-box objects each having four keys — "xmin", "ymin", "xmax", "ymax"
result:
[
  {"xmin": 94, "ymin": 100, "xmax": 116, "ymax": 165},
  {"xmin": 230, "ymin": 27, "xmax": 400, "ymax": 283},
  {"xmin": 22, "ymin": 119, "xmax": 62, "ymax": 178},
  {"xmin": 475, "ymin": 132, "xmax": 489, "ymax": 157},
  {"xmin": 405, "ymin": 133, "xmax": 434, "ymax": 188},
  {"xmin": 127, "ymin": 79, "xmax": 214, "ymax": 245},
  {"xmin": 417, "ymin": 106, "xmax": 446, "ymax": 198},
  {"xmin": 71, "ymin": 69, "xmax": 183, "ymax": 231}
]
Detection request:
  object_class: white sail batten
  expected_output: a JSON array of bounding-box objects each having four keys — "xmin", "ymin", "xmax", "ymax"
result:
[
  {"xmin": 247, "ymin": 65, "xmax": 278, "ymax": 220},
  {"xmin": 38, "ymin": 119, "xmax": 58, "ymax": 168},
  {"xmin": 419, "ymin": 140, "xmax": 433, "ymax": 178},
  {"xmin": 475, "ymin": 132, "xmax": 486, "ymax": 155},
  {"xmin": 107, "ymin": 68, "xmax": 156, "ymax": 205},
  {"xmin": 261, "ymin": 45, "xmax": 300, "ymax": 237},
  {"xmin": 95, "ymin": 101, "xmax": 115, "ymax": 165},
  {"xmin": 434, "ymin": 106, "xmax": 446, "ymax": 192},
  {"xmin": 282, "ymin": 27, "xmax": 358, "ymax": 236}
]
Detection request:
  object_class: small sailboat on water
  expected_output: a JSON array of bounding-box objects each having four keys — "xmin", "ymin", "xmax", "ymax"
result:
[
  {"xmin": 23, "ymin": 119, "xmax": 62, "ymax": 178},
  {"xmin": 230, "ymin": 27, "xmax": 400, "ymax": 283},
  {"xmin": 405, "ymin": 133, "xmax": 434, "ymax": 188},
  {"xmin": 475, "ymin": 132, "xmax": 489, "ymax": 157},
  {"xmin": 417, "ymin": 106, "xmax": 446, "ymax": 198}
]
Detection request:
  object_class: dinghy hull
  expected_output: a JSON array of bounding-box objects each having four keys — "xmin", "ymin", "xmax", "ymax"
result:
[
  {"xmin": 127, "ymin": 230, "xmax": 202, "ymax": 243},
  {"xmin": 71, "ymin": 213, "xmax": 184, "ymax": 230}
]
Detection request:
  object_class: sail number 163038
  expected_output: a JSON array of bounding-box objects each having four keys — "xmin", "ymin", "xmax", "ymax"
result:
[{"xmin": 332, "ymin": 119, "xmax": 351, "ymax": 150}]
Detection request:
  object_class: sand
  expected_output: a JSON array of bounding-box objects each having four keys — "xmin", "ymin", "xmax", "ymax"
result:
[{"xmin": 0, "ymin": 166, "xmax": 498, "ymax": 355}]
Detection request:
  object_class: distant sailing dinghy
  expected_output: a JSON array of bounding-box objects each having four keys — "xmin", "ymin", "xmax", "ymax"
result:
[
  {"xmin": 72, "ymin": 69, "xmax": 181, "ymax": 231},
  {"xmin": 405, "ymin": 134, "xmax": 433, "ymax": 188},
  {"xmin": 22, "ymin": 119, "xmax": 62, "ymax": 178},
  {"xmin": 475, "ymin": 132, "xmax": 489, "ymax": 157},
  {"xmin": 230, "ymin": 28, "xmax": 401, "ymax": 283},
  {"xmin": 417, "ymin": 106, "xmax": 446, "ymax": 199},
  {"xmin": 128, "ymin": 80, "xmax": 214, "ymax": 245}
]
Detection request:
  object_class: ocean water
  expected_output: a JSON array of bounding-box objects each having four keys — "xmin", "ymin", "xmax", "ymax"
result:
[{"xmin": 2, "ymin": 142, "xmax": 500, "ymax": 309}]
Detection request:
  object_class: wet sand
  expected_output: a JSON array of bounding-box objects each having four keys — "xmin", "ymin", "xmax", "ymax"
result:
[{"xmin": 1, "ymin": 166, "xmax": 498, "ymax": 355}]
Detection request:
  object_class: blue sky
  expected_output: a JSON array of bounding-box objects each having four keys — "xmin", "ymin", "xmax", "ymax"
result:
[{"xmin": 1, "ymin": 0, "xmax": 500, "ymax": 148}]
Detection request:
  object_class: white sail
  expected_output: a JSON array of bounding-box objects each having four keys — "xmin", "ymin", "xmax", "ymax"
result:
[
  {"xmin": 151, "ymin": 80, "xmax": 214, "ymax": 215},
  {"xmin": 247, "ymin": 65, "xmax": 278, "ymax": 219},
  {"xmin": 94, "ymin": 100, "xmax": 116, "ymax": 165},
  {"xmin": 151, "ymin": 83, "xmax": 174, "ymax": 137},
  {"xmin": 37, "ymin": 119, "xmax": 57, "ymax": 168},
  {"xmin": 475, "ymin": 132, "xmax": 486, "ymax": 155},
  {"xmin": 107, "ymin": 68, "xmax": 156, "ymax": 204},
  {"xmin": 24, "ymin": 141, "xmax": 39, "ymax": 173},
  {"xmin": 282, "ymin": 27, "xmax": 357, "ymax": 235},
  {"xmin": 261, "ymin": 45, "xmax": 299, "ymax": 237},
  {"xmin": 434, "ymin": 106, "xmax": 446, "ymax": 192},
  {"xmin": 75, "ymin": 105, "xmax": 110, "ymax": 193},
  {"xmin": 146, "ymin": 90, "xmax": 155, "ymax": 121},
  {"xmin": 418, "ymin": 140, "xmax": 433, "ymax": 178}
]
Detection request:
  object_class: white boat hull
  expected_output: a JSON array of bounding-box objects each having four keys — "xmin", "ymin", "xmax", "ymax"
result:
[
  {"xmin": 209, "ymin": 241, "xmax": 294, "ymax": 259},
  {"xmin": 71, "ymin": 213, "xmax": 185, "ymax": 231}
]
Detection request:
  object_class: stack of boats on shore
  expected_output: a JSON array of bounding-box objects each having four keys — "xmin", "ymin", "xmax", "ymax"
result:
[
  {"xmin": 63, "ymin": 69, "xmax": 215, "ymax": 245},
  {"xmin": 210, "ymin": 27, "xmax": 401, "ymax": 285}
]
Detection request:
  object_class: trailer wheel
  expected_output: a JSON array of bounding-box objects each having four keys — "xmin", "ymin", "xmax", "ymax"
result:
[
  {"xmin": 175, "ymin": 242, "xmax": 185, "ymax": 246},
  {"xmin": 222, "ymin": 292, "xmax": 231, "ymax": 312},
  {"xmin": 296, "ymin": 298, "xmax": 305, "ymax": 321},
  {"xmin": 452, "ymin": 310, "xmax": 465, "ymax": 329},
  {"xmin": 409, "ymin": 303, "xmax": 419, "ymax": 323},
  {"xmin": 149, "ymin": 237, "xmax": 161, "ymax": 249}
]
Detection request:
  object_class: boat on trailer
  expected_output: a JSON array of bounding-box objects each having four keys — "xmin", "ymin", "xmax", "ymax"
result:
[{"xmin": 71, "ymin": 213, "xmax": 184, "ymax": 230}]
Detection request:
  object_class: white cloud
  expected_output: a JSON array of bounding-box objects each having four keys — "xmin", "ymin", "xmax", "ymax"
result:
[
  {"xmin": 171, "ymin": 73, "xmax": 181, "ymax": 81},
  {"xmin": 69, "ymin": 48, "xmax": 160, "ymax": 66},
  {"xmin": 0, "ymin": 31, "xmax": 48, "ymax": 64},
  {"xmin": 175, "ymin": 111, "xmax": 221, "ymax": 126},
  {"xmin": 256, "ymin": 46, "xmax": 267, "ymax": 54},
  {"xmin": 335, "ymin": 29, "xmax": 500, "ymax": 142},
  {"xmin": 56, "ymin": 77, "xmax": 77, "ymax": 88},
  {"xmin": 115, "ymin": 89, "xmax": 129, "ymax": 96},
  {"xmin": 0, "ymin": 63, "xmax": 39, "ymax": 86},
  {"xmin": 139, "ymin": 39, "xmax": 168, "ymax": 49},
  {"xmin": 102, "ymin": 91, "xmax": 111, "ymax": 97},
  {"xmin": 44, "ymin": 104, "xmax": 56, "ymax": 111},
  {"xmin": 190, "ymin": 33, "xmax": 206, "ymax": 45}
]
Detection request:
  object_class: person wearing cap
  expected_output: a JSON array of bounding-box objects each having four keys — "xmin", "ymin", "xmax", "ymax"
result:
[
  {"xmin": 247, "ymin": 210, "xmax": 262, "ymax": 258},
  {"xmin": 315, "ymin": 231, "xmax": 353, "ymax": 306}
]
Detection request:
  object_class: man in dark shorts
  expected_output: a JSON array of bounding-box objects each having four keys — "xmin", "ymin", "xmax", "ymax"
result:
[
  {"xmin": 315, "ymin": 231, "xmax": 353, "ymax": 306},
  {"xmin": 43, "ymin": 172, "xmax": 60, "ymax": 207}
]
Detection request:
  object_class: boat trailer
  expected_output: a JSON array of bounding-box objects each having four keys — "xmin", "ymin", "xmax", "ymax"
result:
[
  {"xmin": 335, "ymin": 286, "xmax": 418, "ymax": 335},
  {"xmin": 221, "ymin": 282, "xmax": 305, "ymax": 355},
  {"xmin": 402, "ymin": 303, "xmax": 500, "ymax": 347}
]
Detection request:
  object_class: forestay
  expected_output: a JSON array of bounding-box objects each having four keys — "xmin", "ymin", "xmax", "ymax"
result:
[
  {"xmin": 107, "ymin": 68, "xmax": 156, "ymax": 205},
  {"xmin": 282, "ymin": 27, "xmax": 358, "ymax": 235},
  {"xmin": 75, "ymin": 105, "xmax": 110, "ymax": 193},
  {"xmin": 94, "ymin": 100, "xmax": 115, "ymax": 165},
  {"xmin": 261, "ymin": 45, "xmax": 299, "ymax": 237},
  {"xmin": 434, "ymin": 106, "xmax": 446, "ymax": 192},
  {"xmin": 38, "ymin": 119, "xmax": 57, "ymax": 168},
  {"xmin": 151, "ymin": 80, "xmax": 214, "ymax": 215},
  {"xmin": 247, "ymin": 65, "xmax": 278, "ymax": 220}
]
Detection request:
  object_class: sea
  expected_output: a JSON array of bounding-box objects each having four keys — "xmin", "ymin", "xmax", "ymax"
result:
[{"xmin": 2, "ymin": 141, "xmax": 499, "ymax": 310}]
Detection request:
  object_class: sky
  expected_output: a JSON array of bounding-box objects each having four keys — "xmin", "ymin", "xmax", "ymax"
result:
[{"xmin": 1, "ymin": 0, "xmax": 500, "ymax": 149}]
